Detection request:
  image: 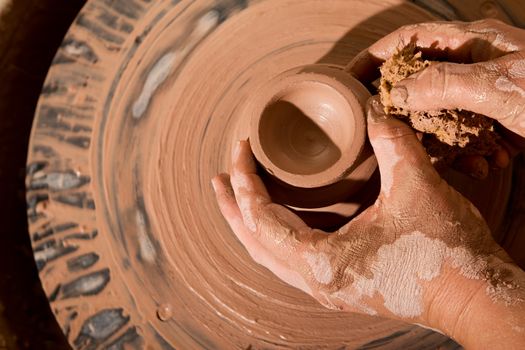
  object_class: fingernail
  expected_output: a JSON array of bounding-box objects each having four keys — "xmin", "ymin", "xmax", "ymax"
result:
[
  {"xmin": 367, "ymin": 98, "xmax": 387, "ymax": 123},
  {"xmin": 390, "ymin": 86, "xmax": 409, "ymax": 106},
  {"xmin": 372, "ymin": 99, "xmax": 385, "ymax": 115}
]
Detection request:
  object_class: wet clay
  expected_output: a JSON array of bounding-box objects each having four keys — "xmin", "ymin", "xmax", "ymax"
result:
[
  {"xmin": 248, "ymin": 65, "xmax": 376, "ymax": 228},
  {"xmin": 24, "ymin": 0, "xmax": 525, "ymax": 349},
  {"xmin": 249, "ymin": 65, "xmax": 371, "ymax": 189},
  {"xmin": 379, "ymin": 45, "xmax": 499, "ymax": 166}
]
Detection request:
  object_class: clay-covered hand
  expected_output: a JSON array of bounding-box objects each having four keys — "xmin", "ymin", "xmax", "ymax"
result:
[
  {"xmin": 348, "ymin": 19, "xmax": 525, "ymax": 172},
  {"xmin": 212, "ymin": 96, "xmax": 525, "ymax": 348}
]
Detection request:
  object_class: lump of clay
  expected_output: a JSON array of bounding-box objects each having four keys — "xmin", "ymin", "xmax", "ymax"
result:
[{"xmin": 379, "ymin": 45, "xmax": 499, "ymax": 166}]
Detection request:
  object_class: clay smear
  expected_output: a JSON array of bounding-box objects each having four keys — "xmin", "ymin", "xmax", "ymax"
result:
[
  {"xmin": 132, "ymin": 11, "xmax": 220, "ymax": 119},
  {"xmin": 332, "ymin": 231, "xmax": 516, "ymax": 318},
  {"xmin": 509, "ymin": 59, "xmax": 525, "ymax": 79},
  {"xmin": 495, "ymin": 76, "xmax": 525, "ymax": 98},
  {"xmin": 304, "ymin": 252, "xmax": 333, "ymax": 284},
  {"xmin": 493, "ymin": 33, "xmax": 519, "ymax": 52},
  {"xmin": 231, "ymin": 172, "xmax": 259, "ymax": 232},
  {"xmin": 371, "ymin": 138, "xmax": 402, "ymax": 197},
  {"xmin": 469, "ymin": 27, "xmax": 519, "ymax": 52}
]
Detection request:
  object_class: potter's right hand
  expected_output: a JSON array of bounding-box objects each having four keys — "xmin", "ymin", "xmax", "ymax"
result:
[
  {"xmin": 212, "ymin": 96, "xmax": 525, "ymax": 350},
  {"xmin": 348, "ymin": 19, "xmax": 525, "ymax": 169}
]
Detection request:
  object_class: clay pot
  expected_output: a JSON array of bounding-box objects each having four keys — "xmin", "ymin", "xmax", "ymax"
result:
[
  {"xmin": 247, "ymin": 65, "xmax": 377, "ymax": 227},
  {"xmin": 250, "ymin": 65, "xmax": 372, "ymax": 188}
]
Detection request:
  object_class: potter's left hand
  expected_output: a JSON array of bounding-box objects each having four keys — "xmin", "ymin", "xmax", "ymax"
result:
[{"xmin": 212, "ymin": 96, "xmax": 525, "ymax": 350}]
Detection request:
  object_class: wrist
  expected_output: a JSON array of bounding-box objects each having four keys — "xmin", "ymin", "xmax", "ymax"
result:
[
  {"xmin": 425, "ymin": 260, "xmax": 525, "ymax": 349},
  {"xmin": 422, "ymin": 263, "xmax": 484, "ymax": 337}
]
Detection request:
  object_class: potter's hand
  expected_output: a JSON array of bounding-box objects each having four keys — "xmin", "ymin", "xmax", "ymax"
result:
[
  {"xmin": 212, "ymin": 96, "xmax": 525, "ymax": 349},
  {"xmin": 348, "ymin": 19, "xmax": 525, "ymax": 172}
]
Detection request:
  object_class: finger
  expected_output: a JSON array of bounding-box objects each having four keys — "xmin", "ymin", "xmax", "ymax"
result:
[
  {"xmin": 230, "ymin": 141, "xmax": 319, "ymax": 255},
  {"xmin": 489, "ymin": 147, "xmax": 510, "ymax": 169},
  {"xmin": 346, "ymin": 19, "xmax": 521, "ymax": 84},
  {"xmin": 453, "ymin": 155, "xmax": 490, "ymax": 179},
  {"xmin": 366, "ymin": 96, "xmax": 441, "ymax": 198},
  {"xmin": 211, "ymin": 174, "xmax": 313, "ymax": 294},
  {"xmin": 347, "ymin": 49, "xmax": 384, "ymax": 86},
  {"xmin": 389, "ymin": 55, "xmax": 525, "ymax": 136},
  {"xmin": 212, "ymin": 174, "xmax": 249, "ymax": 239},
  {"xmin": 230, "ymin": 140, "xmax": 270, "ymax": 200},
  {"xmin": 499, "ymin": 138, "xmax": 522, "ymax": 158},
  {"xmin": 211, "ymin": 174, "xmax": 274, "ymax": 265},
  {"xmin": 498, "ymin": 126, "xmax": 525, "ymax": 155},
  {"xmin": 230, "ymin": 140, "xmax": 271, "ymax": 232}
]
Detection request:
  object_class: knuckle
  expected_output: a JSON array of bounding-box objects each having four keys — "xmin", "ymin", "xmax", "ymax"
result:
[
  {"xmin": 418, "ymin": 62, "xmax": 448, "ymax": 82},
  {"xmin": 417, "ymin": 63, "xmax": 449, "ymax": 96},
  {"xmin": 397, "ymin": 22, "xmax": 424, "ymax": 35},
  {"xmin": 400, "ymin": 21, "xmax": 453, "ymax": 33},
  {"xmin": 428, "ymin": 62, "xmax": 482, "ymax": 97},
  {"xmin": 432, "ymin": 61, "xmax": 458, "ymax": 74},
  {"xmin": 476, "ymin": 18, "xmax": 505, "ymax": 28},
  {"xmin": 372, "ymin": 124, "xmax": 415, "ymax": 142},
  {"xmin": 469, "ymin": 18, "xmax": 504, "ymax": 32},
  {"xmin": 428, "ymin": 62, "xmax": 447, "ymax": 76}
]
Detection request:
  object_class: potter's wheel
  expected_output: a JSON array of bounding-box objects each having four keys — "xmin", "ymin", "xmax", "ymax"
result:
[{"xmin": 25, "ymin": 0, "xmax": 525, "ymax": 348}]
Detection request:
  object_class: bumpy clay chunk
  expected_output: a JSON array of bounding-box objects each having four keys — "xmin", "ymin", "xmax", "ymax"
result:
[{"xmin": 379, "ymin": 45, "xmax": 499, "ymax": 165}]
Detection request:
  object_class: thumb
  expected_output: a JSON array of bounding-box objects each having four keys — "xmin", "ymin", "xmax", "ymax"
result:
[
  {"xmin": 366, "ymin": 96, "xmax": 440, "ymax": 198},
  {"xmin": 389, "ymin": 55, "xmax": 525, "ymax": 136}
]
